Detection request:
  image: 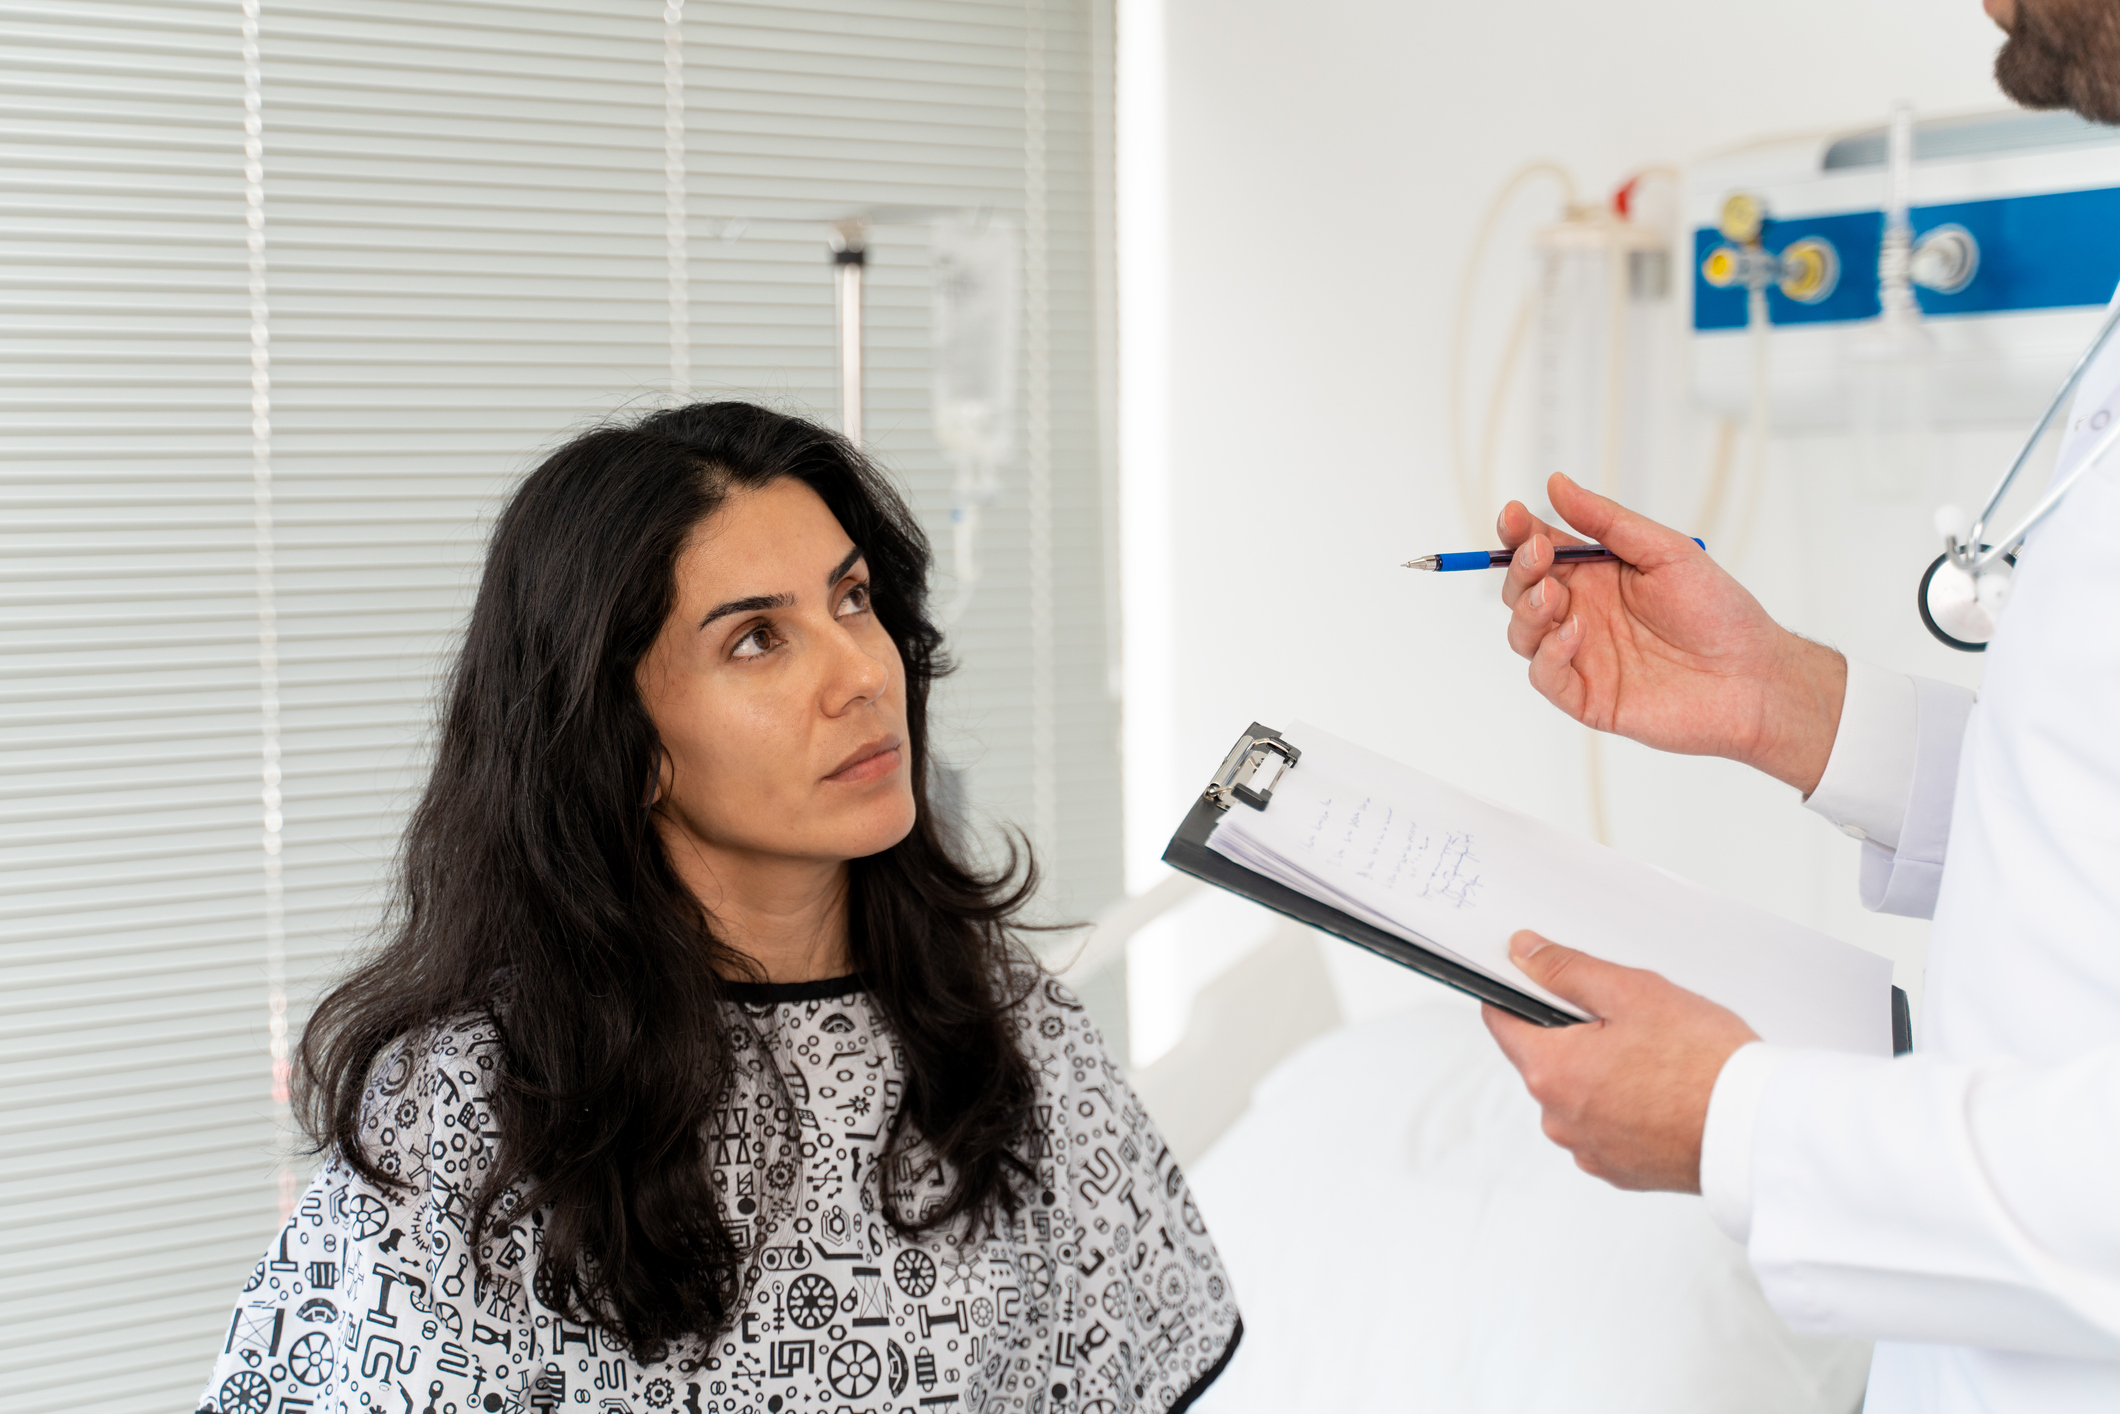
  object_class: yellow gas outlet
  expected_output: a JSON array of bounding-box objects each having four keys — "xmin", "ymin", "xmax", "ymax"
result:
[
  {"xmin": 1717, "ymin": 192, "xmax": 1766, "ymax": 245},
  {"xmin": 1777, "ymin": 237, "xmax": 1839, "ymax": 304}
]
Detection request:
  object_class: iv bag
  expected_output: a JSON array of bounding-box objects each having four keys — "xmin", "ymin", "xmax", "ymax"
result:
[{"xmin": 931, "ymin": 214, "xmax": 1021, "ymax": 496}]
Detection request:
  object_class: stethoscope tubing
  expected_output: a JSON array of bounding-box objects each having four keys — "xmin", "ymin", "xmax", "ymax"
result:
[
  {"xmin": 1958, "ymin": 298, "xmax": 2120, "ymax": 572},
  {"xmin": 1966, "ymin": 413, "xmax": 2120, "ymax": 569}
]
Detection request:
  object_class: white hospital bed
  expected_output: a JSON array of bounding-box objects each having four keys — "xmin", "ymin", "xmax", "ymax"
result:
[{"xmin": 1052, "ymin": 881, "xmax": 1871, "ymax": 1414}]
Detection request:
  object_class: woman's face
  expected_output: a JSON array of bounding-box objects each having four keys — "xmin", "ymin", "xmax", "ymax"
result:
[{"xmin": 638, "ymin": 477, "xmax": 917, "ymax": 877}]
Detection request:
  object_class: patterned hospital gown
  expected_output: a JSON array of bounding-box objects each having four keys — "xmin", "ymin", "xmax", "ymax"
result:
[{"xmin": 196, "ymin": 974, "xmax": 1241, "ymax": 1414}]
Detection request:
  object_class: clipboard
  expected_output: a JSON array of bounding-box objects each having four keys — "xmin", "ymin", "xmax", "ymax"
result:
[{"xmin": 1163, "ymin": 723, "xmax": 1914, "ymax": 1051}]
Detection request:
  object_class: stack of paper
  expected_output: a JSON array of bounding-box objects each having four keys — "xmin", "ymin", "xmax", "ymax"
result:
[{"xmin": 1206, "ymin": 722, "xmax": 1895, "ymax": 1055}]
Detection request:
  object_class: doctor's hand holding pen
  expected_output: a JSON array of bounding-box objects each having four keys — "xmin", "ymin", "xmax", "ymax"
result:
[
  {"xmin": 1480, "ymin": 471, "xmax": 1840, "ymax": 1193},
  {"xmin": 1496, "ymin": 471, "xmax": 1848, "ymax": 797}
]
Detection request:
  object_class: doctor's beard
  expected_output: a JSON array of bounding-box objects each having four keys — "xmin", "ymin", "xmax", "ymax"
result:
[{"xmin": 1994, "ymin": 0, "xmax": 2120, "ymax": 124}]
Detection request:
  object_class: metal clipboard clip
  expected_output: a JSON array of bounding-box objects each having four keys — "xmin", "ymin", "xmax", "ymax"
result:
[{"xmin": 1202, "ymin": 723, "xmax": 1301, "ymax": 811}]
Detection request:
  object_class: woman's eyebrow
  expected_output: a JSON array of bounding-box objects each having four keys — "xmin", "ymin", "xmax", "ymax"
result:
[
  {"xmin": 699, "ymin": 592, "xmax": 793, "ymax": 629},
  {"xmin": 696, "ymin": 549, "xmax": 862, "ymax": 629}
]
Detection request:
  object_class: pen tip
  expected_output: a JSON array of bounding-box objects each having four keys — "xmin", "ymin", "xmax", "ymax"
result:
[{"xmin": 1402, "ymin": 556, "xmax": 1438, "ymax": 571}]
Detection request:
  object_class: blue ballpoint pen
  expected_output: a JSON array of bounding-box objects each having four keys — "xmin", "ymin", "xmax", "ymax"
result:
[{"xmin": 1403, "ymin": 538, "xmax": 1705, "ymax": 571}]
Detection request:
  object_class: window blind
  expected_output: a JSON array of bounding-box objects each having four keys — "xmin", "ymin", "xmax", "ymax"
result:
[
  {"xmin": 1, "ymin": 3, "xmax": 280, "ymax": 1405},
  {"xmin": 0, "ymin": 4, "xmax": 1119, "ymax": 1412}
]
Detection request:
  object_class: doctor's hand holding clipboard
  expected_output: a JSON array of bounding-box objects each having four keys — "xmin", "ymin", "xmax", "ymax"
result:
[
  {"xmin": 1474, "ymin": 389, "xmax": 2120, "ymax": 1414},
  {"xmin": 1473, "ymin": 471, "xmax": 1850, "ymax": 1189},
  {"xmin": 1493, "ymin": 473, "xmax": 1851, "ymax": 796}
]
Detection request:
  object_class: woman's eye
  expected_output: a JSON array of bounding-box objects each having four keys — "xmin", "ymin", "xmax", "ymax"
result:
[
  {"xmin": 730, "ymin": 624, "xmax": 776, "ymax": 659},
  {"xmin": 837, "ymin": 583, "xmax": 871, "ymax": 618}
]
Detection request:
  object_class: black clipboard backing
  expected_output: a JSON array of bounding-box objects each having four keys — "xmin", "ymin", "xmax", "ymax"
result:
[{"xmin": 1162, "ymin": 722, "xmax": 1915, "ymax": 1051}]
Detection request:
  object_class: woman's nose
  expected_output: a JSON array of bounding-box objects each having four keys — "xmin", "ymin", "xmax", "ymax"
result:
[{"xmin": 823, "ymin": 626, "xmax": 890, "ymax": 713}]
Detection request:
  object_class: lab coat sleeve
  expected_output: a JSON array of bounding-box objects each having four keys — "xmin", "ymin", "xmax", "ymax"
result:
[
  {"xmin": 1731, "ymin": 1045, "xmax": 2120, "ymax": 1360},
  {"xmin": 1801, "ymin": 658, "xmax": 1975, "ymax": 920},
  {"xmin": 1698, "ymin": 1040, "xmax": 1787, "ymax": 1245}
]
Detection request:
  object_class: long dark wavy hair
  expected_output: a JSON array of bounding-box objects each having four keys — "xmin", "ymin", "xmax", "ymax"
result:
[{"xmin": 296, "ymin": 401, "xmax": 1042, "ymax": 1361}]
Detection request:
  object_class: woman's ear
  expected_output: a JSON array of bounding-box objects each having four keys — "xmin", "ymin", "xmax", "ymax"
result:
[{"xmin": 645, "ymin": 743, "xmax": 670, "ymax": 809}]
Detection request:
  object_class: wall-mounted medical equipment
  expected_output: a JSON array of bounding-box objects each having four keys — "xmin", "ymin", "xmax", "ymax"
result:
[
  {"xmin": 1687, "ymin": 107, "xmax": 2120, "ymax": 648},
  {"xmin": 1449, "ymin": 165, "xmax": 1679, "ymax": 845},
  {"xmin": 1451, "ymin": 166, "xmax": 1678, "ymax": 543},
  {"xmin": 1847, "ymin": 103, "xmax": 1939, "ymax": 499},
  {"xmin": 1688, "ymin": 109, "xmax": 2120, "ymax": 432},
  {"xmin": 1531, "ymin": 186, "xmax": 1672, "ymax": 508}
]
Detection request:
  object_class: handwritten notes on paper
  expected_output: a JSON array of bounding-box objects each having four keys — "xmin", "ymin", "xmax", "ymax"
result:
[
  {"xmin": 1306, "ymin": 794, "xmax": 1484, "ymax": 911},
  {"xmin": 1205, "ymin": 721, "xmax": 1894, "ymax": 1054}
]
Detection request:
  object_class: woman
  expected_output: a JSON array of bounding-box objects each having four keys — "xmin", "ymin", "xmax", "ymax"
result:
[{"xmin": 196, "ymin": 403, "xmax": 1240, "ymax": 1414}]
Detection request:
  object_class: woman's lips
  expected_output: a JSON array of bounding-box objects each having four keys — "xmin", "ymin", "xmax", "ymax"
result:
[{"xmin": 826, "ymin": 737, "xmax": 902, "ymax": 784}]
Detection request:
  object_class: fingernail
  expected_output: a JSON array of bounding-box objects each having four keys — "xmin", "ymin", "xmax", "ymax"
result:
[
  {"xmin": 1511, "ymin": 933, "xmax": 1548, "ymax": 961},
  {"xmin": 1529, "ymin": 580, "xmax": 1545, "ymax": 609},
  {"xmin": 1516, "ymin": 540, "xmax": 1536, "ymax": 568},
  {"xmin": 1558, "ymin": 615, "xmax": 1579, "ymax": 642}
]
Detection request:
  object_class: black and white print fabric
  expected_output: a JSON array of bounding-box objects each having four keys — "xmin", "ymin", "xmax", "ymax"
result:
[{"xmin": 196, "ymin": 975, "xmax": 1241, "ymax": 1414}]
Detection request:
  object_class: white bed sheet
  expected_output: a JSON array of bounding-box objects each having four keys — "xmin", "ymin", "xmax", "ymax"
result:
[{"xmin": 1185, "ymin": 1002, "xmax": 1871, "ymax": 1413}]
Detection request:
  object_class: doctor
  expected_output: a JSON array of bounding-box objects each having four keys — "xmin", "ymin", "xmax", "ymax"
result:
[{"xmin": 1480, "ymin": 2, "xmax": 2120, "ymax": 1410}]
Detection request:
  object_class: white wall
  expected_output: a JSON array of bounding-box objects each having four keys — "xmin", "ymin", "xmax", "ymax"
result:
[{"xmin": 1123, "ymin": 0, "xmax": 2019, "ymax": 1045}]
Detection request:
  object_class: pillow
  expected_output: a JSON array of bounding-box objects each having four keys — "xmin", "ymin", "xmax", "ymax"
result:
[{"xmin": 1184, "ymin": 1002, "xmax": 1870, "ymax": 1414}]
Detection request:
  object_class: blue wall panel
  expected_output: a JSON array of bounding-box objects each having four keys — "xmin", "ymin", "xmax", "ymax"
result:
[{"xmin": 1692, "ymin": 185, "xmax": 2120, "ymax": 330}]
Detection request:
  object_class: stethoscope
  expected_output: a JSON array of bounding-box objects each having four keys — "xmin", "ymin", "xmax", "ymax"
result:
[{"xmin": 1921, "ymin": 298, "xmax": 2120, "ymax": 650}]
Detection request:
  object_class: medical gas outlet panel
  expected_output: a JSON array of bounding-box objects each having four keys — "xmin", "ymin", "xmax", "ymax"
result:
[{"xmin": 1688, "ymin": 110, "xmax": 2120, "ymax": 429}]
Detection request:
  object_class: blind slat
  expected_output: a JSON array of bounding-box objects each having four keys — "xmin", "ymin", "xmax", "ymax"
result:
[{"xmin": 1, "ymin": 5, "xmax": 1117, "ymax": 1412}]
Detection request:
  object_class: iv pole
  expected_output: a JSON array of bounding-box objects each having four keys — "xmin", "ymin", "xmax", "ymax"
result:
[{"xmin": 831, "ymin": 216, "xmax": 868, "ymax": 443}]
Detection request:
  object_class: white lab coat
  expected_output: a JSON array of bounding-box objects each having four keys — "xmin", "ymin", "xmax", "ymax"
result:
[{"xmin": 1693, "ymin": 320, "xmax": 2120, "ymax": 1411}]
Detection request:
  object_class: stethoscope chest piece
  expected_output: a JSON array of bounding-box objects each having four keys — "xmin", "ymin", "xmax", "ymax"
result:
[
  {"xmin": 1915, "ymin": 298, "xmax": 2120, "ymax": 652},
  {"xmin": 1918, "ymin": 547, "xmax": 2012, "ymax": 651}
]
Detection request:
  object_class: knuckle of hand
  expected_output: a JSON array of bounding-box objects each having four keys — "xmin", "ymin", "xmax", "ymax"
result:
[{"xmin": 1550, "ymin": 1092, "xmax": 1591, "ymax": 1132}]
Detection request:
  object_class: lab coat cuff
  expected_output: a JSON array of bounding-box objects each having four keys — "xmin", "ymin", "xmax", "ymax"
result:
[
  {"xmin": 1803, "ymin": 658, "xmax": 1919, "ymax": 850},
  {"xmin": 1852, "ymin": 678, "xmax": 1977, "ymax": 920},
  {"xmin": 1699, "ymin": 1041, "xmax": 1788, "ymax": 1246}
]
